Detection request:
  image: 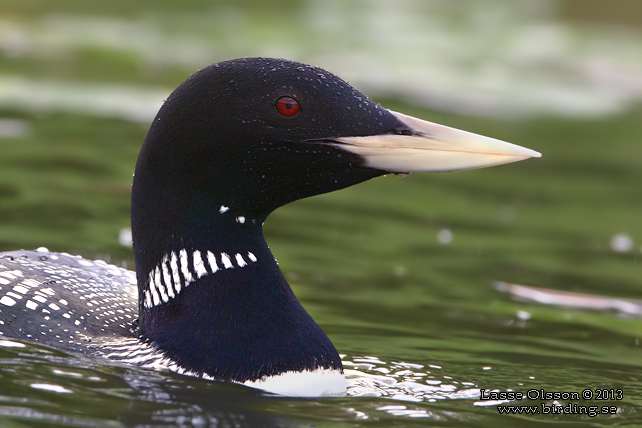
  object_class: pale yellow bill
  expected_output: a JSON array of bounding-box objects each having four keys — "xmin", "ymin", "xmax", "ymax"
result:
[{"xmin": 329, "ymin": 110, "xmax": 541, "ymax": 173}]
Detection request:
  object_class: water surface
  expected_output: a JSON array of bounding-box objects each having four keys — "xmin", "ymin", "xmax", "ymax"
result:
[{"xmin": 1, "ymin": 0, "xmax": 642, "ymax": 426}]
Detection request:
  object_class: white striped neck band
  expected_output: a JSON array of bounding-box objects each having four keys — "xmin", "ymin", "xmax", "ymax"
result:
[{"xmin": 143, "ymin": 249, "xmax": 258, "ymax": 308}]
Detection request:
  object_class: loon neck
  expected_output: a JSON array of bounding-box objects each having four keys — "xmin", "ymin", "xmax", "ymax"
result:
[
  {"xmin": 132, "ymin": 196, "xmax": 342, "ymax": 382},
  {"xmin": 137, "ymin": 202, "xmax": 266, "ymax": 311}
]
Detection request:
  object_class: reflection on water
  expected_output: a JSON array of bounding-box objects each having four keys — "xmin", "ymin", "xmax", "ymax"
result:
[
  {"xmin": 345, "ymin": 356, "xmax": 480, "ymax": 403},
  {"xmin": 497, "ymin": 282, "xmax": 642, "ymax": 316},
  {"xmin": 2, "ymin": 335, "xmax": 640, "ymax": 425},
  {"xmin": 0, "ymin": 339, "xmax": 289, "ymax": 427}
]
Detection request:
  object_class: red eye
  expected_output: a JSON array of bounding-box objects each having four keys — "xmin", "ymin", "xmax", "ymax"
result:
[{"xmin": 275, "ymin": 97, "xmax": 301, "ymax": 117}]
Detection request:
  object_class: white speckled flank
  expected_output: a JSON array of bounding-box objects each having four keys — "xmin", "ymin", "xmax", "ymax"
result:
[
  {"xmin": 0, "ymin": 270, "xmax": 23, "ymax": 281},
  {"xmin": 13, "ymin": 285, "xmax": 28, "ymax": 294},
  {"xmin": 143, "ymin": 249, "xmax": 258, "ymax": 308},
  {"xmin": 0, "ymin": 249, "xmax": 138, "ymax": 351}
]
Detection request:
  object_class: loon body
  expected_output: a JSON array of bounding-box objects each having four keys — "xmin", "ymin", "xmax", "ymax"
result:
[{"xmin": 0, "ymin": 58, "xmax": 540, "ymax": 396}]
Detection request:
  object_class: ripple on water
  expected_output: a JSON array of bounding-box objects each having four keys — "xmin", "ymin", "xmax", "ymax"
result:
[{"xmin": 343, "ymin": 355, "xmax": 480, "ymax": 403}]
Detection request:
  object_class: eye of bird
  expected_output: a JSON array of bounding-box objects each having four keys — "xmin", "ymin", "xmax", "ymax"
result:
[{"xmin": 275, "ymin": 97, "xmax": 301, "ymax": 117}]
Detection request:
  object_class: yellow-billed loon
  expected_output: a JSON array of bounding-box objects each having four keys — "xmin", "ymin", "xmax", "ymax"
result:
[{"xmin": 0, "ymin": 58, "xmax": 540, "ymax": 396}]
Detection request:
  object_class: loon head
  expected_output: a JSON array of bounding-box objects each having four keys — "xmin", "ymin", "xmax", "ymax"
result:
[{"xmin": 131, "ymin": 57, "xmax": 539, "ymax": 395}]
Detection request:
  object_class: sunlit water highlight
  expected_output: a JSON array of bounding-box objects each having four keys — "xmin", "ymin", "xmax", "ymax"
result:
[{"xmin": 0, "ymin": 336, "xmax": 494, "ymax": 425}]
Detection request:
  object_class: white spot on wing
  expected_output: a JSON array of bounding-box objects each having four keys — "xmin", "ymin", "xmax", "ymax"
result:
[
  {"xmin": 0, "ymin": 271, "xmax": 18, "ymax": 280},
  {"xmin": 21, "ymin": 279, "xmax": 40, "ymax": 288},
  {"xmin": 26, "ymin": 300, "xmax": 38, "ymax": 310},
  {"xmin": 0, "ymin": 340, "xmax": 25, "ymax": 347},
  {"xmin": 0, "ymin": 296, "xmax": 15, "ymax": 306},
  {"xmin": 236, "ymin": 216, "xmax": 245, "ymax": 224},
  {"xmin": 219, "ymin": 205, "xmax": 229, "ymax": 214},
  {"xmin": 248, "ymin": 252, "xmax": 257, "ymax": 262},
  {"xmin": 13, "ymin": 285, "xmax": 28, "ymax": 294}
]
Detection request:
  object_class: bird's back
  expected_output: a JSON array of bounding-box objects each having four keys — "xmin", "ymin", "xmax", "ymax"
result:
[{"xmin": 0, "ymin": 248, "xmax": 138, "ymax": 354}]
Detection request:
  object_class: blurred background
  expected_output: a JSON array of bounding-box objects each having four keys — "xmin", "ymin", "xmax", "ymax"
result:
[{"xmin": 1, "ymin": 0, "xmax": 642, "ymax": 426}]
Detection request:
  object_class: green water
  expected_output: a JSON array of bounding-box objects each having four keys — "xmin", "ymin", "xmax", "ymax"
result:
[{"xmin": 1, "ymin": 0, "xmax": 642, "ymax": 426}]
